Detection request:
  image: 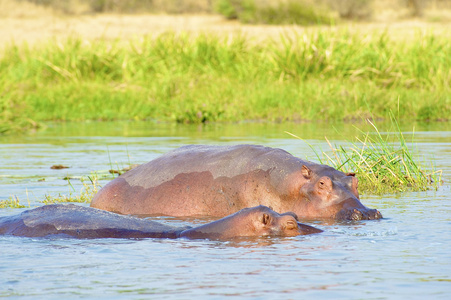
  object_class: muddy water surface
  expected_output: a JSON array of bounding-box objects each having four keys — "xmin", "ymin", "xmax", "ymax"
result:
[{"xmin": 0, "ymin": 121, "xmax": 450, "ymax": 299}]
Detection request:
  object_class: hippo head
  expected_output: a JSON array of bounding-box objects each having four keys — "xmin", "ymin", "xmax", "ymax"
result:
[
  {"xmin": 295, "ymin": 164, "xmax": 382, "ymax": 221},
  {"xmin": 226, "ymin": 206, "xmax": 322, "ymax": 238},
  {"xmin": 180, "ymin": 206, "xmax": 322, "ymax": 239},
  {"xmin": 257, "ymin": 209, "xmax": 323, "ymax": 237}
]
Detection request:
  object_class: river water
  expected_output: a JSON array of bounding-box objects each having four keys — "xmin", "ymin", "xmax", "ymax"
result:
[{"xmin": 0, "ymin": 121, "xmax": 450, "ymax": 299}]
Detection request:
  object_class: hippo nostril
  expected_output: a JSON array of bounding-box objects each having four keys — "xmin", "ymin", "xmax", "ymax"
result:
[
  {"xmin": 374, "ymin": 210, "xmax": 383, "ymax": 219},
  {"xmin": 351, "ymin": 209, "xmax": 364, "ymax": 221},
  {"xmin": 366, "ymin": 209, "xmax": 382, "ymax": 220},
  {"xmin": 336, "ymin": 207, "xmax": 382, "ymax": 221}
]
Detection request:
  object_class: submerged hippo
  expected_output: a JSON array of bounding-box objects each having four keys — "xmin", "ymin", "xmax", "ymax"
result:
[
  {"xmin": 91, "ymin": 144, "xmax": 382, "ymax": 221},
  {"xmin": 0, "ymin": 204, "xmax": 322, "ymax": 239}
]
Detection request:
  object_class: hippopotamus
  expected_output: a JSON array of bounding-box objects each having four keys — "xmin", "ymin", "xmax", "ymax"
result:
[
  {"xmin": 0, "ymin": 204, "xmax": 322, "ymax": 239},
  {"xmin": 91, "ymin": 144, "xmax": 382, "ymax": 221}
]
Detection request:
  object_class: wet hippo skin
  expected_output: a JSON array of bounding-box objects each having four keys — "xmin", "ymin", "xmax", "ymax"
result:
[
  {"xmin": 0, "ymin": 204, "xmax": 322, "ymax": 239},
  {"xmin": 91, "ymin": 144, "xmax": 382, "ymax": 220}
]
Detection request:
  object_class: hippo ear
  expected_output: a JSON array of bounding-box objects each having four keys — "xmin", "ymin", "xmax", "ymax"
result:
[
  {"xmin": 301, "ymin": 165, "xmax": 312, "ymax": 179},
  {"xmin": 346, "ymin": 172, "xmax": 356, "ymax": 177},
  {"xmin": 262, "ymin": 213, "xmax": 270, "ymax": 225}
]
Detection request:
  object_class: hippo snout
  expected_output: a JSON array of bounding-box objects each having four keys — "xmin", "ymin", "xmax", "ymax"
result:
[{"xmin": 336, "ymin": 208, "xmax": 383, "ymax": 221}]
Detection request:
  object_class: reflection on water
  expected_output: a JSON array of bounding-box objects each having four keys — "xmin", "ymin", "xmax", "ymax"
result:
[{"xmin": 0, "ymin": 121, "xmax": 450, "ymax": 298}]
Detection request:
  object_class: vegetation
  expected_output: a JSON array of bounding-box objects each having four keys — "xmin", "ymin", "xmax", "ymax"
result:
[
  {"xmin": 19, "ymin": 0, "xmax": 212, "ymax": 14},
  {"xmin": 40, "ymin": 175, "xmax": 100, "ymax": 204},
  {"xmin": 0, "ymin": 30, "xmax": 450, "ymax": 133},
  {"xmin": 0, "ymin": 195, "xmax": 27, "ymax": 209},
  {"xmin": 2, "ymin": 175, "xmax": 100, "ymax": 208},
  {"xmin": 213, "ymin": 0, "xmax": 335, "ymax": 25},
  {"xmin": 287, "ymin": 114, "xmax": 442, "ymax": 194},
  {"xmin": 16, "ymin": 0, "xmax": 440, "ymax": 22},
  {"xmin": 0, "ymin": 1, "xmax": 447, "ymax": 209}
]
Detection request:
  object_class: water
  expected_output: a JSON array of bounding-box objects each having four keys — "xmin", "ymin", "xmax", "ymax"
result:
[{"xmin": 1, "ymin": 121, "xmax": 450, "ymax": 299}]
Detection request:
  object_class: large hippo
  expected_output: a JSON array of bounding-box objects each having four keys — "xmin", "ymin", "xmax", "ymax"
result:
[
  {"xmin": 0, "ymin": 204, "xmax": 322, "ymax": 239},
  {"xmin": 91, "ymin": 144, "xmax": 382, "ymax": 221}
]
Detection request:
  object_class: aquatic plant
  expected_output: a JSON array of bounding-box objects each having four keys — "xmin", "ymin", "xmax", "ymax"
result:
[
  {"xmin": 287, "ymin": 114, "xmax": 442, "ymax": 194},
  {"xmin": 0, "ymin": 163, "xmax": 139, "ymax": 210},
  {"xmin": 40, "ymin": 162, "xmax": 136, "ymax": 205},
  {"xmin": 41, "ymin": 175, "xmax": 100, "ymax": 204},
  {"xmin": 0, "ymin": 195, "xmax": 26, "ymax": 209}
]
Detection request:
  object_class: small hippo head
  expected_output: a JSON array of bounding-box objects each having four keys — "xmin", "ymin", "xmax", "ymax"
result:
[
  {"xmin": 296, "ymin": 164, "xmax": 382, "ymax": 221},
  {"xmin": 180, "ymin": 206, "xmax": 322, "ymax": 240},
  {"xmin": 221, "ymin": 206, "xmax": 322, "ymax": 238},
  {"xmin": 256, "ymin": 208, "xmax": 323, "ymax": 237}
]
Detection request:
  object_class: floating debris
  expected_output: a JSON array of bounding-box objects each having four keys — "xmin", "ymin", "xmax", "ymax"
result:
[{"xmin": 50, "ymin": 165, "xmax": 69, "ymax": 170}]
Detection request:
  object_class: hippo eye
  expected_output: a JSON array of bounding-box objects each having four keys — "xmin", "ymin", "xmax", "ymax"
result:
[
  {"xmin": 285, "ymin": 220, "xmax": 297, "ymax": 230},
  {"xmin": 317, "ymin": 177, "xmax": 332, "ymax": 191}
]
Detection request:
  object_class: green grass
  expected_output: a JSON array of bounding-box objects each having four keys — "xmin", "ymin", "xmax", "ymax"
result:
[
  {"xmin": 0, "ymin": 196, "xmax": 27, "ymax": 209},
  {"xmin": 2, "ymin": 175, "xmax": 100, "ymax": 208},
  {"xmin": 287, "ymin": 113, "xmax": 442, "ymax": 194},
  {"xmin": 0, "ymin": 30, "xmax": 450, "ymax": 133},
  {"xmin": 40, "ymin": 175, "xmax": 100, "ymax": 204}
]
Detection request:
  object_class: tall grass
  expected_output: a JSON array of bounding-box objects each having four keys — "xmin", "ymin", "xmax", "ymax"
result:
[
  {"xmin": 0, "ymin": 30, "xmax": 450, "ymax": 133},
  {"xmin": 287, "ymin": 113, "xmax": 442, "ymax": 194}
]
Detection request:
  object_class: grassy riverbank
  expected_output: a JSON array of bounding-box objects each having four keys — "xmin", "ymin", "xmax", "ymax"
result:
[{"xmin": 1, "ymin": 30, "xmax": 450, "ymax": 133}]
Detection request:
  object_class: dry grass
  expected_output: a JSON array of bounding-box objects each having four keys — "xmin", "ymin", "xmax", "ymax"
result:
[
  {"xmin": 0, "ymin": 0, "xmax": 54, "ymax": 18},
  {"xmin": 0, "ymin": 0, "xmax": 450, "ymax": 49}
]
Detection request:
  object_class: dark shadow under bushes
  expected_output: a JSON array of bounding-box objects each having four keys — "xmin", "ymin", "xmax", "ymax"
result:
[
  {"xmin": 18, "ymin": 0, "xmax": 445, "ymax": 23},
  {"xmin": 213, "ymin": 0, "xmax": 336, "ymax": 25}
]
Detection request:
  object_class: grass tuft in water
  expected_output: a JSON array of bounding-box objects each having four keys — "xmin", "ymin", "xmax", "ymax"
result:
[
  {"xmin": 0, "ymin": 164, "xmax": 137, "ymax": 210},
  {"xmin": 0, "ymin": 195, "xmax": 26, "ymax": 209},
  {"xmin": 40, "ymin": 175, "xmax": 100, "ymax": 204},
  {"xmin": 287, "ymin": 114, "xmax": 442, "ymax": 194}
]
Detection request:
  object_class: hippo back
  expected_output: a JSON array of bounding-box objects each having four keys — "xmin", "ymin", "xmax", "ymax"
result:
[
  {"xmin": 0, "ymin": 204, "xmax": 183, "ymax": 238},
  {"xmin": 122, "ymin": 145, "xmax": 304, "ymax": 189},
  {"xmin": 91, "ymin": 145, "xmax": 309, "ymax": 216}
]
